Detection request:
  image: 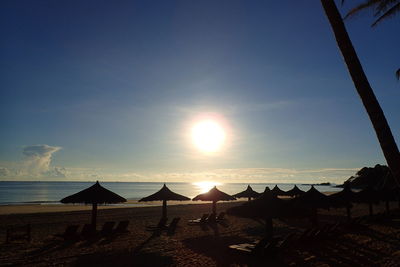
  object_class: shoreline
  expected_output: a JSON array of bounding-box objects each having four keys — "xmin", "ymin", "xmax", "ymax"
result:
[
  {"xmin": 0, "ymin": 191, "xmax": 339, "ymax": 215},
  {"xmin": 0, "ymin": 200, "xmax": 245, "ymax": 215}
]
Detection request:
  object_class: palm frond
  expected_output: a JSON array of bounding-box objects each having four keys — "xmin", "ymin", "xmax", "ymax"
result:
[
  {"xmin": 372, "ymin": 2, "xmax": 400, "ymax": 26},
  {"xmin": 344, "ymin": 0, "xmax": 382, "ymax": 20},
  {"xmin": 376, "ymin": 0, "xmax": 399, "ymax": 14}
]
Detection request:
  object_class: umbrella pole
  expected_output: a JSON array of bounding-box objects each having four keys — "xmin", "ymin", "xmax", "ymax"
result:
[
  {"xmin": 248, "ymin": 197, "xmax": 251, "ymax": 201},
  {"xmin": 346, "ymin": 204, "xmax": 351, "ymax": 221},
  {"xmin": 162, "ymin": 200, "xmax": 167, "ymax": 220},
  {"xmin": 369, "ymin": 203, "xmax": 373, "ymax": 217},
  {"xmin": 91, "ymin": 203, "xmax": 98, "ymax": 228},
  {"xmin": 265, "ymin": 217, "xmax": 273, "ymax": 239},
  {"xmin": 212, "ymin": 201, "xmax": 216, "ymax": 215},
  {"xmin": 386, "ymin": 200, "xmax": 390, "ymax": 214},
  {"xmin": 311, "ymin": 208, "xmax": 318, "ymax": 227}
]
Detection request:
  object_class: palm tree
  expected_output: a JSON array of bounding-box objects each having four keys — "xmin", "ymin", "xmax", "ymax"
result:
[
  {"xmin": 343, "ymin": 0, "xmax": 400, "ymax": 79},
  {"xmin": 320, "ymin": 0, "xmax": 400, "ymax": 185}
]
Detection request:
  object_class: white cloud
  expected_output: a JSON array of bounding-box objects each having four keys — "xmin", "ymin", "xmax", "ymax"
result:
[
  {"xmin": 0, "ymin": 144, "xmax": 359, "ymax": 184},
  {"xmin": 22, "ymin": 144, "xmax": 62, "ymax": 175},
  {"xmin": 59, "ymin": 167, "xmax": 357, "ymax": 184},
  {"xmin": 0, "ymin": 145, "xmax": 65, "ymax": 179}
]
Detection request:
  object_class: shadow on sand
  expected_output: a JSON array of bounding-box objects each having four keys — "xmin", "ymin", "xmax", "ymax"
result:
[{"xmin": 74, "ymin": 250, "xmax": 173, "ymax": 267}]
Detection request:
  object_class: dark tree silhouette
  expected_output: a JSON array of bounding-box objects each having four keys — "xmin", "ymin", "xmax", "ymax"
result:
[{"xmin": 320, "ymin": 0, "xmax": 400, "ymax": 185}]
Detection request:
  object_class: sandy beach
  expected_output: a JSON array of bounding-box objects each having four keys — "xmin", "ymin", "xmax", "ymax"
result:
[{"xmin": 1, "ymin": 200, "xmax": 400, "ymax": 266}]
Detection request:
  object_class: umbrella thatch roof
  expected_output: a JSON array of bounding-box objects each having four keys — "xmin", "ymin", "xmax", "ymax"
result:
[
  {"xmin": 233, "ymin": 185, "xmax": 261, "ymax": 199},
  {"xmin": 139, "ymin": 184, "xmax": 190, "ymax": 202},
  {"xmin": 328, "ymin": 185, "xmax": 356, "ymax": 208},
  {"xmin": 286, "ymin": 185, "xmax": 305, "ymax": 197},
  {"xmin": 292, "ymin": 185, "xmax": 329, "ymax": 209},
  {"xmin": 61, "ymin": 181, "xmax": 126, "ymax": 204},
  {"xmin": 271, "ymin": 185, "xmax": 287, "ymax": 196},
  {"xmin": 192, "ymin": 186, "xmax": 236, "ymax": 202},
  {"xmin": 227, "ymin": 188, "xmax": 290, "ymax": 219}
]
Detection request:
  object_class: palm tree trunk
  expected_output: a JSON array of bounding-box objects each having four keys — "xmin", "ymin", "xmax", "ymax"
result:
[{"xmin": 320, "ymin": 0, "xmax": 400, "ymax": 185}]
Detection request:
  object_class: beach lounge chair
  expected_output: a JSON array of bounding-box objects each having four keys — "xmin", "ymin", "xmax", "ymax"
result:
[
  {"xmin": 188, "ymin": 214, "xmax": 208, "ymax": 224},
  {"xmin": 229, "ymin": 237, "xmax": 272, "ymax": 255},
  {"xmin": 100, "ymin": 221, "xmax": 115, "ymax": 236},
  {"xmin": 166, "ymin": 217, "xmax": 180, "ymax": 235},
  {"xmin": 146, "ymin": 217, "xmax": 168, "ymax": 230},
  {"xmin": 272, "ymin": 233, "xmax": 296, "ymax": 251},
  {"xmin": 54, "ymin": 225, "xmax": 80, "ymax": 241},
  {"xmin": 167, "ymin": 217, "xmax": 180, "ymax": 228},
  {"xmin": 206, "ymin": 213, "xmax": 217, "ymax": 223},
  {"xmin": 81, "ymin": 224, "xmax": 96, "ymax": 238},
  {"xmin": 114, "ymin": 220, "xmax": 130, "ymax": 233},
  {"xmin": 216, "ymin": 212, "xmax": 225, "ymax": 221}
]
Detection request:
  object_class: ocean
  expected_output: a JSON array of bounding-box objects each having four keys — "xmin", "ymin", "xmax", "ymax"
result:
[{"xmin": 0, "ymin": 181, "xmax": 341, "ymax": 206}]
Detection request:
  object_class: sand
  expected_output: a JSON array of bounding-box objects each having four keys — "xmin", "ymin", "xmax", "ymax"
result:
[{"xmin": 1, "ymin": 201, "xmax": 400, "ymax": 266}]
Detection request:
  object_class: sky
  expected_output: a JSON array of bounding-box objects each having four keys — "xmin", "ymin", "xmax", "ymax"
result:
[{"xmin": 0, "ymin": 0, "xmax": 399, "ymax": 184}]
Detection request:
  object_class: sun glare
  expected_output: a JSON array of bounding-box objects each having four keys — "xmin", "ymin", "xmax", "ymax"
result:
[
  {"xmin": 193, "ymin": 181, "xmax": 222, "ymax": 193},
  {"xmin": 192, "ymin": 120, "xmax": 226, "ymax": 153}
]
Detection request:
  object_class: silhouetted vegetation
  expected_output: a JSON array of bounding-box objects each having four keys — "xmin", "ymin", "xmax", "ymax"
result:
[{"xmin": 343, "ymin": 164, "xmax": 395, "ymax": 189}]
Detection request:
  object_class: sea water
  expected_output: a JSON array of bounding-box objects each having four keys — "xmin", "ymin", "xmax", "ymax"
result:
[{"xmin": 0, "ymin": 181, "xmax": 341, "ymax": 205}]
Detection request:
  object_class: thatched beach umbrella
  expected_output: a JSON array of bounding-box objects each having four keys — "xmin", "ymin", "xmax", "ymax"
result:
[
  {"xmin": 192, "ymin": 186, "xmax": 236, "ymax": 215},
  {"xmin": 139, "ymin": 184, "xmax": 190, "ymax": 219},
  {"xmin": 271, "ymin": 185, "xmax": 287, "ymax": 197},
  {"xmin": 292, "ymin": 186, "xmax": 329, "ymax": 226},
  {"xmin": 233, "ymin": 185, "xmax": 261, "ymax": 201},
  {"xmin": 60, "ymin": 181, "xmax": 126, "ymax": 228},
  {"xmin": 227, "ymin": 187, "xmax": 291, "ymax": 238},
  {"xmin": 328, "ymin": 184, "xmax": 356, "ymax": 220},
  {"xmin": 286, "ymin": 185, "xmax": 305, "ymax": 197}
]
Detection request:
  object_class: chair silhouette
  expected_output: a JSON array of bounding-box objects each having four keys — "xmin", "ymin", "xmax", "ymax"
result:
[
  {"xmin": 188, "ymin": 214, "xmax": 208, "ymax": 224},
  {"xmin": 81, "ymin": 224, "xmax": 96, "ymax": 238},
  {"xmin": 55, "ymin": 225, "xmax": 80, "ymax": 241},
  {"xmin": 114, "ymin": 220, "xmax": 130, "ymax": 233},
  {"xmin": 100, "ymin": 221, "xmax": 115, "ymax": 236}
]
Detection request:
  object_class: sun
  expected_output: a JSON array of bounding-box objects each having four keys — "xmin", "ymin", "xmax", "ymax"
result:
[
  {"xmin": 193, "ymin": 181, "xmax": 222, "ymax": 193},
  {"xmin": 192, "ymin": 120, "xmax": 226, "ymax": 153}
]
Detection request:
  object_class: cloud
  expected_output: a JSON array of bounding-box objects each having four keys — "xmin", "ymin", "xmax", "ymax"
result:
[
  {"xmin": 22, "ymin": 144, "xmax": 62, "ymax": 177},
  {"xmin": 44, "ymin": 167, "xmax": 67, "ymax": 178},
  {"xmin": 0, "ymin": 167, "xmax": 10, "ymax": 177},
  {"xmin": 142, "ymin": 167, "xmax": 359, "ymax": 184}
]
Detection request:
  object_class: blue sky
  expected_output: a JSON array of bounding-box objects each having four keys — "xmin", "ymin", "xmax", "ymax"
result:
[{"xmin": 0, "ymin": 0, "xmax": 399, "ymax": 183}]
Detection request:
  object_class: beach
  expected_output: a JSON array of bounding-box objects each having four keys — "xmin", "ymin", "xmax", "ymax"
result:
[{"xmin": 1, "ymin": 200, "xmax": 400, "ymax": 266}]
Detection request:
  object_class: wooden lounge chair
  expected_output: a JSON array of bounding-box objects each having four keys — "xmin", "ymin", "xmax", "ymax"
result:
[
  {"xmin": 100, "ymin": 221, "xmax": 115, "ymax": 236},
  {"xmin": 166, "ymin": 217, "xmax": 180, "ymax": 235},
  {"xmin": 271, "ymin": 233, "xmax": 296, "ymax": 252},
  {"xmin": 114, "ymin": 220, "xmax": 130, "ymax": 233},
  {"xmin": 216, "ymin": 212, "xmax": 225, "ymax": 221},
  {"xmin": 167, "ymin": 217, "xmax": 180, "ymax": 228},
  {"xmin": 80, "ymin": 224, "xmax": 96, "ymax": 238},
  {"xmin": 188, "ymin": 214, "xmax": 208, "ymax": 224},
  {"xmin": 54, "ymin": 225, "xmax": 80, "ymax": 241},
  {"xmin": 229, "ymin": 237, "xmax": 272, "ymax": 255},
  {"xmin": 146, "ymin": 217, "xmax": 168, "ymax": 230},
  {"xmin": 206, "ymin": 213, "xmax": 217, "ymax": 223}
]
